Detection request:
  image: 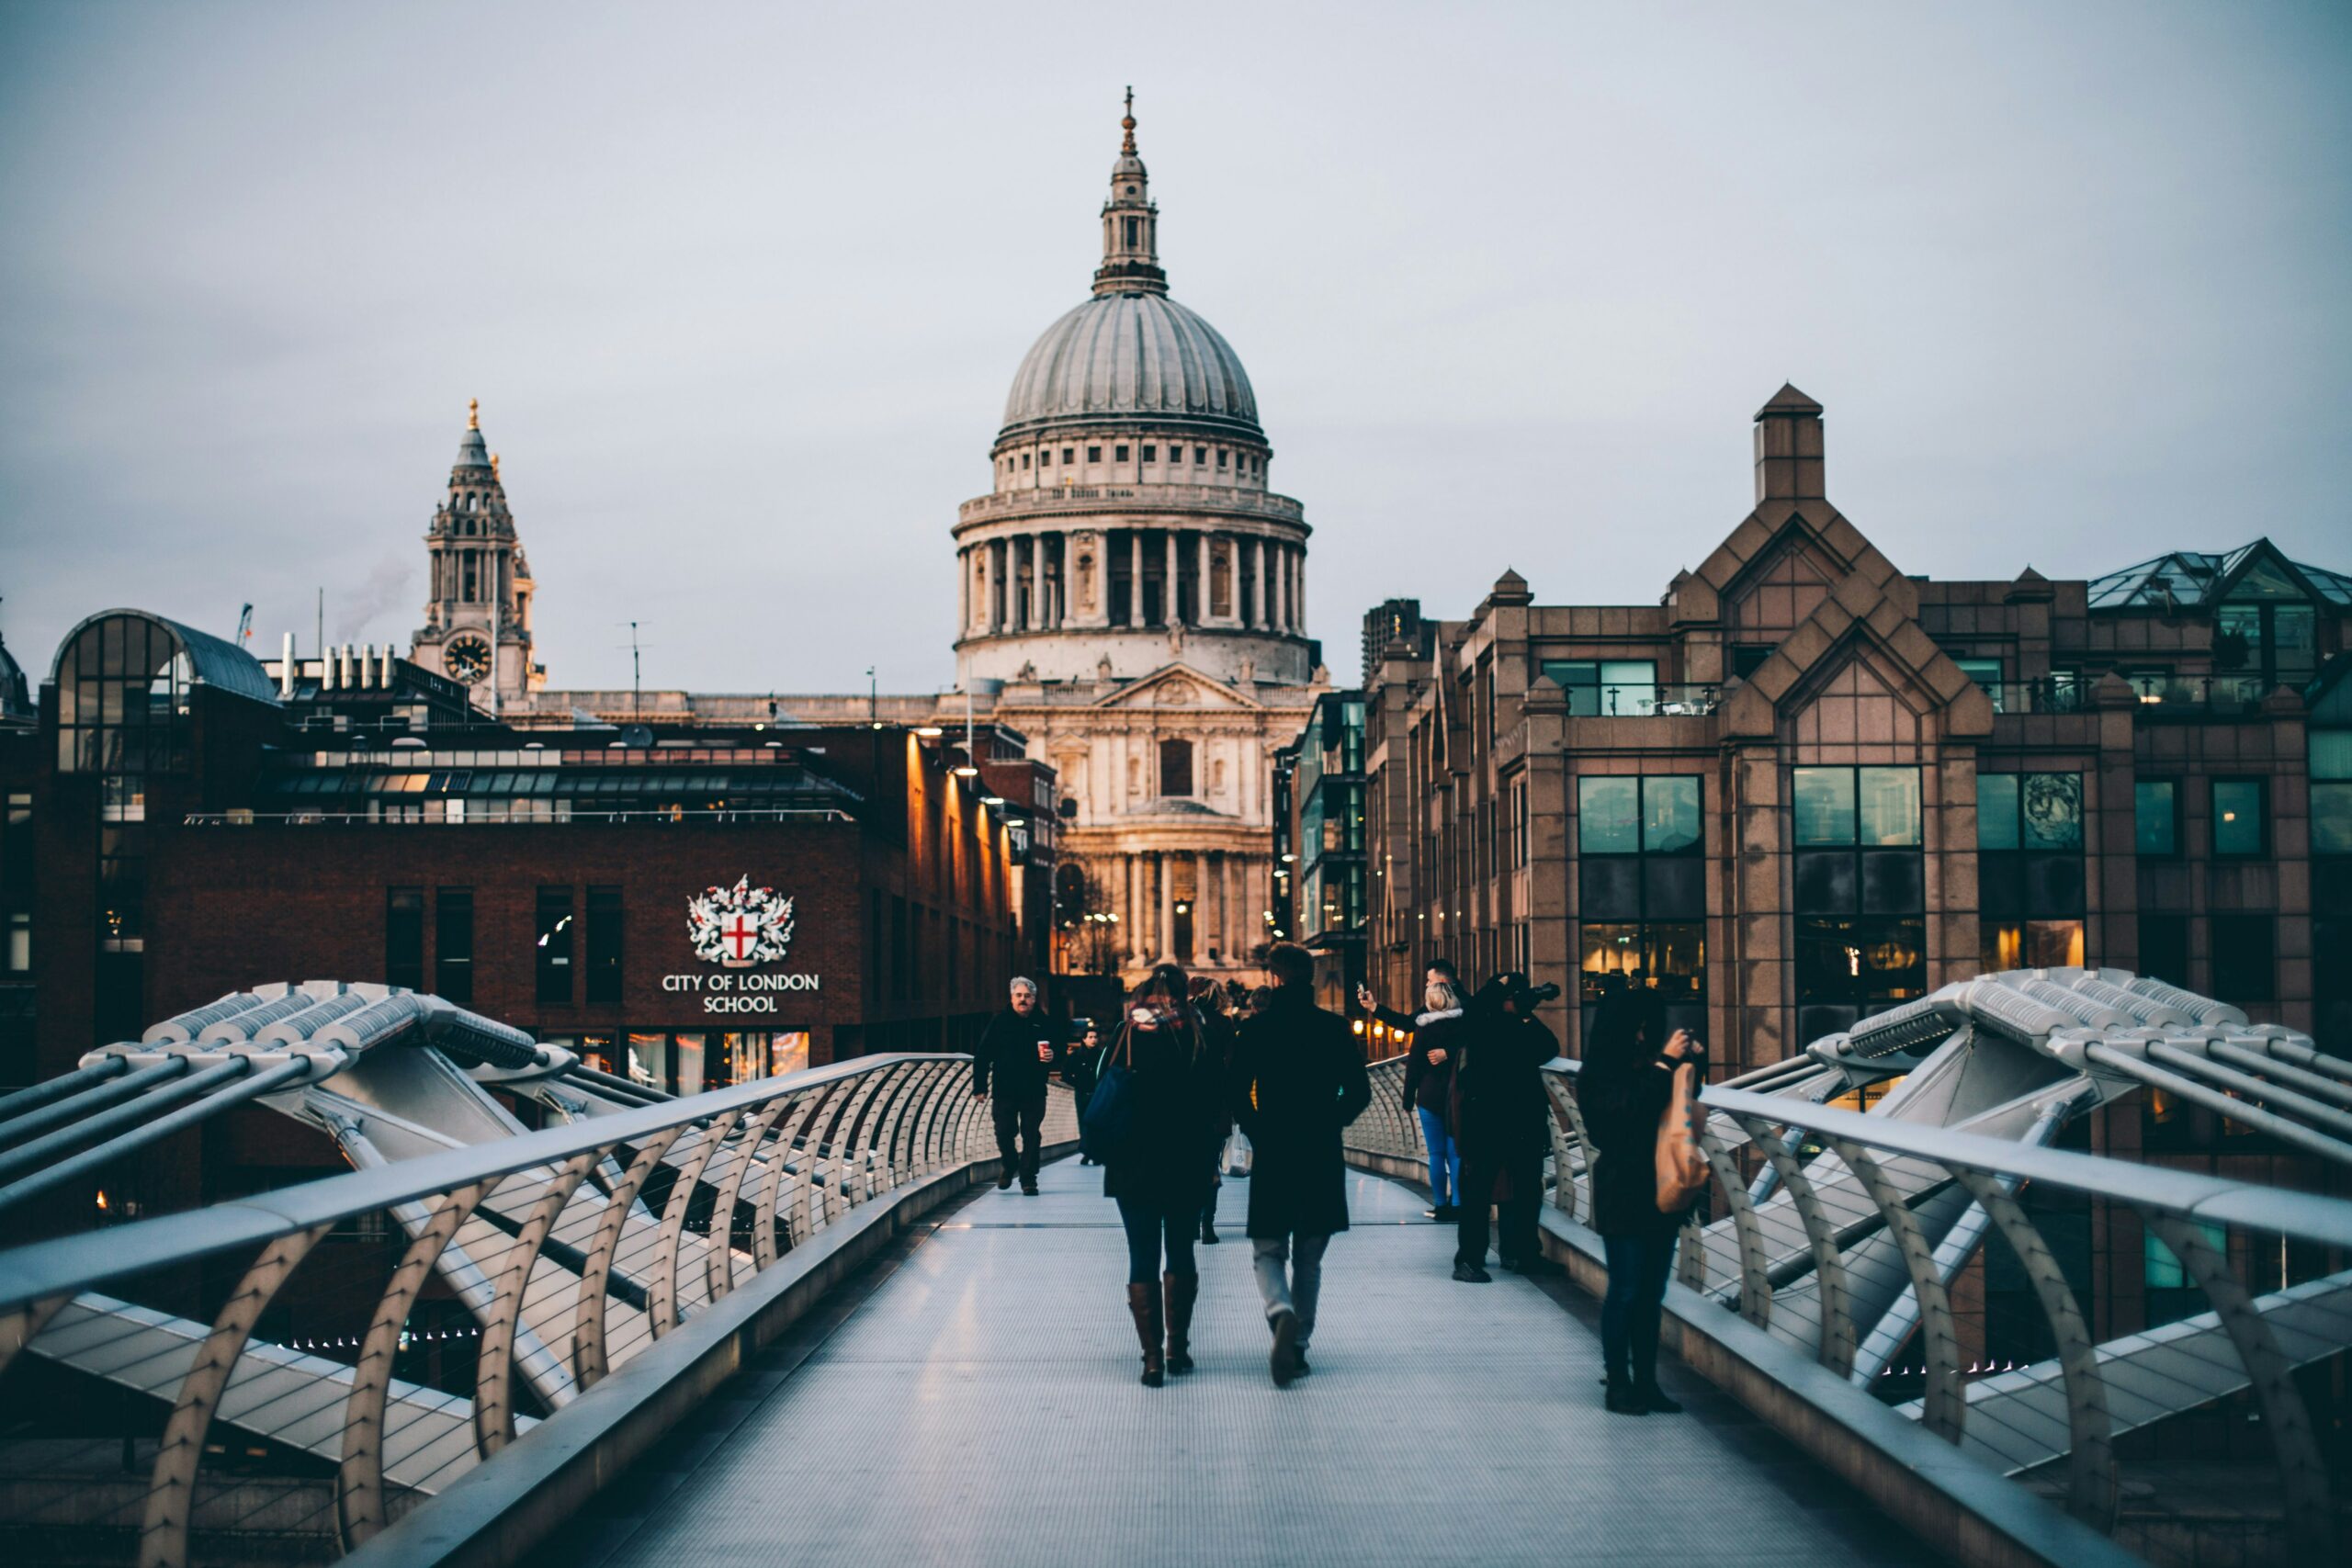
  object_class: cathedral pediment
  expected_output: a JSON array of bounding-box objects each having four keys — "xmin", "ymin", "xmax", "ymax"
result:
[{"xmin": 1088, "ymin": 663, "xmax": 1262, "ymax": 712}]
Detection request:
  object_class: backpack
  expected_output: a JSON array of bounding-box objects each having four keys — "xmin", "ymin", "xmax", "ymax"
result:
[{"xmin": 1654, "ymin": 1060, "xmax": 1708, "ymax": 1213}]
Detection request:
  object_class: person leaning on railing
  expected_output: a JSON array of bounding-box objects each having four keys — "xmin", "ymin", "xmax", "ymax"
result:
[
  {"xmin": 1578, "ymin": 970, "xmax": 1702, "ymax": 1416},
  {"xmin": 1449, "ymin": 974, "xmax": 1561, "ymax": 1283}
]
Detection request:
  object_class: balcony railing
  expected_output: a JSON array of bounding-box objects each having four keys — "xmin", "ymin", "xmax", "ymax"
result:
[
  {"xmin": 183, "ymin": 807, "xmax": 854, "ymax": 827},
  {"xmin": 2127, "ymin": 674, "xmax": 2273, "ymax": 715},
  {"xmin": 1566, "ymin": 683, "xmax": 1720, "ymax": 717},
  {"xmin": 956, "ymin": 483, "xmax": 1306, "ymax": 525},
  {"xmin": 1974, "ymin": 678, "xmax": 2091, "ymax": 716}
]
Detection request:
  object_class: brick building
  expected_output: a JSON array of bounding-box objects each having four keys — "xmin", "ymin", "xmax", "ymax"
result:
[
  {"xmin": 11, "ymin": 608, "xmax": 1041, "ymax": 1201},
  {"xmin": 1359, "ymin": 386, "xmax": 2350, "ymax": 1084}
]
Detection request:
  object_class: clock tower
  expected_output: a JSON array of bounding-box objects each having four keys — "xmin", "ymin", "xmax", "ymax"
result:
[{"xmin": 410, "ymin": 400, "xmax": 539, "ymax": 705}]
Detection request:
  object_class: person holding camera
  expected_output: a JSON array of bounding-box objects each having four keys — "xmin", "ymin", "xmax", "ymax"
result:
[
  {"xmin": 1579, "ymin": 970, "xmax": 1702, "ymax": 1415},
  {"xmin": 1101, "ymin": 964, "xmax": 1223, "ymax": 1387},
  {"xmin": 1231, "ymin": 942, "xmax": 1372, "ymax": 1386},
  {"xmin": 1450, "ymin": 972, "xmax": 1562, "ymax": 1283},
  {"xmin": 1397, "ymin": 976, "xmax": 1467, "ymax": 1220},
  {"xmin": 970, "ymin": 977, "xmax": 1062, "ymax": 1195}
]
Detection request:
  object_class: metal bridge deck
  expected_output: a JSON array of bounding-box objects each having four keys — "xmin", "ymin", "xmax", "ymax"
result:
[{"xmin": 530, "ymin": 1157, "xmax": 1921, "ymax": 1568}]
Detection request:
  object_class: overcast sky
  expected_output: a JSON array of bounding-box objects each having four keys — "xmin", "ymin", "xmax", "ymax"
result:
[{"xmin": 3, "ymin": 2, "xmax": 2347, "ymax": 693}]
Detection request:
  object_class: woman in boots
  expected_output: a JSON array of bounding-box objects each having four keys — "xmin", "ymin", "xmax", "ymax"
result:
[
  {"xmin": 1578, "ymin": 971, "xmax": 1702, "ymax": 1414},
  {"xmin": 1101, "ymin": 964, "xmax": 1222, "ymax": 1386}
]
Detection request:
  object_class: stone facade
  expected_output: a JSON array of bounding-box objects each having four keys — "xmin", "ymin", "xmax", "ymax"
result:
[{"xmin": 1361, "ymin": 385, "xmax": 2351, "ymax": 1077}]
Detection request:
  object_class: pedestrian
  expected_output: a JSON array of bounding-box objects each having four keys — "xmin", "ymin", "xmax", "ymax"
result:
[
  {"xmin": 1190, "ymin": 976, "xmax": 1238, "ymax": 1245},
  {"xmin": 1579, "ymin": 970, "xmax": 1702, "ymax": 1416},
  {"xmin": 970, "ymin": 976, "xmax": 1062, "ymax": 1195},
  {"xmin": 1101, "ymin": 964, "xmax": 1224, "ymax": 1387},
  {"xmin": 1063, "ymin": 1021, "xmax": 1105, "ymax": 1165},
  {"xmin": 1400, "ymin": 977, "xmax": 1466, "ymax": 1220},
  {"xmin": 1450, "ymin": 973, "xmax": 1561, "ymax": 1282},
  {"xmin": 1356, "ymin": 956, "xmax": 1464, "ymax": 1038},
  {"xmin": 1230, "ymin": 941, "xmax": 1372, "ymax": 1387}
]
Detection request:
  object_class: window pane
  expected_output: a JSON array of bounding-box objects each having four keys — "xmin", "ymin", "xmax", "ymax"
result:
[
  {"xmin": 1956, "ymin": 658, "xmax": 2003, "ymax": 710},
  {"xmin": 2213, "ymin": 781, "xmax": 2264, "ymax": 856},
  {"xmin": 1792, "ymin": 767, "xmax": 1855, "ymax": 846},
  {"xmin": 1643, "ymin": 777, "xmax": 1701, "ymax": 853},
  {"xmin": 1977, "ymin": 774, "xmax": 2019, "ymax": 851},
  {"xmin": 1578, "ymin": 921, "xmax": 1643, "ymax": 998},
  {"xmin": 2211, "ymin": 914, "xmax": 2274, "ymax": 1001},
  {"xmin": 1542, "ymin": 661, "xmax": 1599, "ymax": 716},
  {"xmin": 2135, "ymin": 782, "xmax": 2177, "ymax": 855},
  {"xmin": 1577, "ymin": 776, "xmax": 1640, "ymax": 854},
  {"xmin": 1857, "ymin": 767, "xmax": 1921, "ymax": 846},
  {"xmin": 1643, "ymin": 923, "xmax": 1705, "ymax": 1001},
  {"xmin": 2020, "ymin": 773, "xmax": 2081, "ymax": 851},
  {"xmin": 2314, "ymin": 782, "xmax": 2352, "ymax": 856},
  {"xmin": 1599, "ymin": 660, "xmax": 1657, "ymax": 716},
  {"xmin": 2274, "ymin": 605, "xmax": 2318, "ymax": 682},
  {"xmin": 2311, "ymin": 731, "xmax": 2352, "ymax": 782}
]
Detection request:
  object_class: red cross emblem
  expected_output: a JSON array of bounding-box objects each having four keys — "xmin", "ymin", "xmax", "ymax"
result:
[{"xmin": 721, "ymin": 911, "xmax": 759, "ymax": 963}]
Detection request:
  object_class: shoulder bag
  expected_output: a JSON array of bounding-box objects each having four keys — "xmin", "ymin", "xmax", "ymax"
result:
[{"xmin": 1080, "ymin": 1025, "xmax": 1143, "ymax": 1166}]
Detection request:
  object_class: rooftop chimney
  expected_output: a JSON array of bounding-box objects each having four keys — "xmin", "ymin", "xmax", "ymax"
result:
[{"xmin": 1754, "ymin": 383, "xmax": 1826, "ymax": 504}]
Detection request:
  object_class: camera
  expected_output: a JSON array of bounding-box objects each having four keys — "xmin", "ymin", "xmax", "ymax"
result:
[{"xmin": 1513, "ymin": 980, "xmax": 1562, "ymax": 1009}]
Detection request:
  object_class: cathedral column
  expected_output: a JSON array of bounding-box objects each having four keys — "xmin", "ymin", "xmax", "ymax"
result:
[
  {"xmin": 1196, "ymin": 533, "xmax": 1213, "ymax": 626},
  {"xmin": 1164, "ymin": 533, "xmax": 1181, "ymax": 626},
  {"xmin": 1158, "ymin": 853, "xmax": 1175, "ymax": 962},
  {"xmin": 1292, "ymin": 547, "xmax": 1305, "ymax": 635},
  {"xmin": 1219, "ymin": 852, "xmax": 1237, "ymax": 961},
  {"xmin": 1272, "ymin": 545, "xmax": 1288, "ymax": 631},
  {"xmin": 1253, "ymin": 539, "xmax": 1268, "ymax": 630},
  {"xmin": 1129, "ymin": 532, "xmax": 1143, "ymax": 626},
  {"xmin": 957, "ymin": 547, "xmax": 970, "ymax": 636},
  {"xmin": 1203, "ymin": 852, "xmax": 1222, "ymax": 962},
  {"xmin": 1123, "ymin": 854, "xmax": 1140, "ymax": 964},
  {"xmin": 1032, "ymin": 531, "xmax": 1050, "ymax": 629}
]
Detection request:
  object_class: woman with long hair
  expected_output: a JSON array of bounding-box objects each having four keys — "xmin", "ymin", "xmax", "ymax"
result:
[
  {"xmin": 1102, "ymin": 963, "xmax": 1223, "ymax": 1386},
  {"xmin": 1400, "ymin": 976, "xmax": 1466, "ymax": 1221}
]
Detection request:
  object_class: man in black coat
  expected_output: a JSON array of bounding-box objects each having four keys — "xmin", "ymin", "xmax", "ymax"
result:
[
  {"xmin": 1230, "ymin": 942, "xmax": 1373, "ymax": 1386},
  {"xmin": 1451, "ymin": 973, "xmax": 1563, "ymax": 1282},
  {"xmin": 970, "ymin": 976, "xmax": 1061, "ymax": 1194},
  {"xmin": 1061, "ymin": 1021, "xmax": 1105, "ymax": 1167}
]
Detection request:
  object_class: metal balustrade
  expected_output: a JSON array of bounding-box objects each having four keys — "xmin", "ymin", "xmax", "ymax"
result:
[
  {"xmin": 0, "ymin": 1055, "xmax": 1070, "ymax": 1568},
  {"xmin": 1347, "ymin": 1052, "xmax": 2352, "ymax": 1557}
]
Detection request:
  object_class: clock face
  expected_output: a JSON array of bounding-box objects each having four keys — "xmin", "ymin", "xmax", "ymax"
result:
[{"xmin": 444, "ymin": 635, "xmax": 492, "ymax": 684}]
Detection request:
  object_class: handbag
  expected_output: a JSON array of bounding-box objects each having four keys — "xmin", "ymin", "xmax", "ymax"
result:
[
  {"xmin": 1654, "ymin": 1061, "xmax": 1708, "ymax": 1213},
  {"xmin": 1080, "ymin": 1028, "xmax": 1143, "ymax": 1166}
]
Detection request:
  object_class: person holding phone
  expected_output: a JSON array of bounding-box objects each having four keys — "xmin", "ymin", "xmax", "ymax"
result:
[
  {"xmin": 1579, "ymin": 970, "xmax": 1702, "ymax": 1415},
  {"xmin": 1101, "ymin": 964, "xmax": 1222, "ymax": 1386},
  {"xmin": 970, "ymin": 976, "xmax": 1062, "ymax": 1195}
]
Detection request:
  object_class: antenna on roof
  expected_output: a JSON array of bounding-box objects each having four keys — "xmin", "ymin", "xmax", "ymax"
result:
[{"xmin": 615, "ymin": 622, "xmax": 653, "ymax": 720}]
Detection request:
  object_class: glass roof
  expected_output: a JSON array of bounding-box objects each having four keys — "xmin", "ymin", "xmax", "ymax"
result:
[{"xmin": 2085, "ymin": 540, "xmax": 2351, "ymax": 610}]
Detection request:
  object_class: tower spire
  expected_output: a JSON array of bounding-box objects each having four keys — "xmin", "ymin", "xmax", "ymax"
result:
[{"xmin": 1093, "ymin": 88, "xmax": 1166, "ymax": 298}]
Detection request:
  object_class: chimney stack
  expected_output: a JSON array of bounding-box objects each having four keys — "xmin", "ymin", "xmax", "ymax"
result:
[{"xmin": 1753, "ymin": 383, "xmax": 1826, "ymax": 504}]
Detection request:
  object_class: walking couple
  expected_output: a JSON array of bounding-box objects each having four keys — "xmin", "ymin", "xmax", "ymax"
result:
[{"xmin": 1094, "ymin": 941, "xmax": 1371, "ymax": 1388}]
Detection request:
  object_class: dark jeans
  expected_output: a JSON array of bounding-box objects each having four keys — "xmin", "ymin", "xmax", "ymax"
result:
[
  {"xmin": 992, "ymin": 1093, "xmax": 1045, "ymax": 1184},
  {"xmin": 1454, "ymin": 1148, "xmax": 1540, "ymax": 1267},
  {"xmin": 1115, "ymin": 1194, "xmax": 1200, "ymax": 1284},
  {"xmin": 1600, "ymin": 1229, "xmax": 1679, "ymax": 1386}
]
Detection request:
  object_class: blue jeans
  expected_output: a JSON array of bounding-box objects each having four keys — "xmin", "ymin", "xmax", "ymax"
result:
[
  {"xmin": 1417, "ymin": 1107, "xmax": 1459, "ymax": 1206},
  {"xmin": 1115, "ymin": 1194, "xmax": 1199, "ymax": 1285},
  {"xmin": 1600, "ymin": 1230, "xmax": 1678, "ymax": 1386}
]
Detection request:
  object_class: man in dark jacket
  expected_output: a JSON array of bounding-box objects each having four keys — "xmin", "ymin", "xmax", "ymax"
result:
[
  {"xmin": 971, "ymin": 976, "xmax": 1061, "ymax": 1194},
  {"xmin": 1230, "ymin": 942, "xmax": 1373, "ymax": 1386},
  {"xmin": 1452, "ymin": 973, "xmax": 1563, "ymax": 1282},
  {"xmin": 1061, "ymin": 1021, "xmax": 1104, "ymax": 1166}
]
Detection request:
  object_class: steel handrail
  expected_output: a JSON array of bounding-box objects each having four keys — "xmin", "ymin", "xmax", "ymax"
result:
[{"xmin": 0, "ymin": 1051, "xmax": 970, "ymax": 1309}]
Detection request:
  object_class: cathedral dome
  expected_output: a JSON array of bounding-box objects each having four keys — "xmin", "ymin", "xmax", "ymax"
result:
[{"xmin": 999, "ymin": 291, "xmax": 1260, "ymax": 444}]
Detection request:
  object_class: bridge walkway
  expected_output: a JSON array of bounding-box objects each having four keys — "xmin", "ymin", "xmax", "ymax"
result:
[{"xmin": 529, "ymin": 1157, "xmax": 1922, "ymax": 1568}]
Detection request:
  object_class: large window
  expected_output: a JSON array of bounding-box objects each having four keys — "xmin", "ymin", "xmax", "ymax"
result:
[
  {"xmin": 386, "ymin": 888, "xmax": 424, "ymax": 990},
  {"xmin": 1955, "ymin": 657, "xmax": 2005, "ymax": 711},
  {"xmin": 2138, "ymin": 913, "xmax": 2190, "ymax": 989},
  {"xmin": 2211, "ymin": 914, "xmax": 2275, "ymax": 1003},
  {"xmin": 1541, "ymin": 659, "xmax": 1658, "ymax": 716},
  {"xmin": 1977, "ymin": 772, "xmax": 2085, "ymax": 973},
  {"xmin": 435, "ymin": 888, "xmax": 474, "ymax": 1005},
  {"xmin": 2211, "ymin": 779, "xmax": 2267, "ymax": 858},
  {"xmin": 53, "ymin": 613, "xmax": 194, "ymax": 777},
  {"xmin": 2213, "ymin": 556, "xmax": 2318, "ymax": 692},
  {"xmin": 1794, "ymin": 765, "xmax": 1924, "ymax": 1038},
  {"xmin": 537, "ymin": 886, "xmax": 574, "ymax": 1005},
  {"xmin": 2314, "ymin": 728, "xmax": 2352, "ymax": 856},
  {"xmin": 586, "ymin": 886, "xmax": 624, "ymax": 1007},
  {"xmin": 1576, "ymin": 776, "xmax": 1704, "ymax": 1032},
  {"xmin": 1159, "ymin": 738, "xmax": 1193, "ymax": 797},
  {"xmin": 2134, "ymin": 781, "xmax": 2178, "ymax": 857}
]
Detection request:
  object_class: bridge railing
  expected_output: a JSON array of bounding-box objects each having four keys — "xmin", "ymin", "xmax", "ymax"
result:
[
  {"xmin": 0, "ymin": 1053, "xmax": 1061, "ymax": 1568},
  {"xmin": 1348, "ymin": 1053, "xmax": 2352, "ymax": 1558}
]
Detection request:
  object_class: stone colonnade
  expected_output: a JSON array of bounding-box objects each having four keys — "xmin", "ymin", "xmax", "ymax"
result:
[
  {"xmin": 1101, "ymin": 849, "xmax": 1265, "ymax": 968},
  {"xmin": 958, "ymin": 528, "xmax": 1305, "ymax": 638}
]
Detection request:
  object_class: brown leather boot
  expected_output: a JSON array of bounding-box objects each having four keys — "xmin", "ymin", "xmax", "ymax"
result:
[
  {"xmin": 1125, "ymin": 1282, "xmax": 1165, "ymax": 1387},
  {"xmin": 1163, "ymin": 1270, "xmax": 1199, "ymax": 1374}
]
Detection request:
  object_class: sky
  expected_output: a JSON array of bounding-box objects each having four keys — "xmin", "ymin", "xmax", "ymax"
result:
[{"xmin": 2, "ymin": 1, "xmax": 2347, "ymax": 693}]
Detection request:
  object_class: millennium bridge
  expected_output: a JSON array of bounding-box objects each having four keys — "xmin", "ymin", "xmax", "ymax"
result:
[{"xmin": 0, "ymin": 970, "xmax": 2346, "ymax": 1567}]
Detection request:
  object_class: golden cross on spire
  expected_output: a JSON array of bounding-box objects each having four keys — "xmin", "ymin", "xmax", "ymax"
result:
[
  {"xmin": 1120, "ymin": 85, "xmax": 1136, "ymax": 153},
  {"xmin": 468, "ymin": 397, "xmax": 480, "ymax": 431}
]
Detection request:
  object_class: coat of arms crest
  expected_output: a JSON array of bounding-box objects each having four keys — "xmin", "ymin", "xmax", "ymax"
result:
[{"xmin": 687, "ymin": 875, "xmax": 796, "ymax": 968}]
